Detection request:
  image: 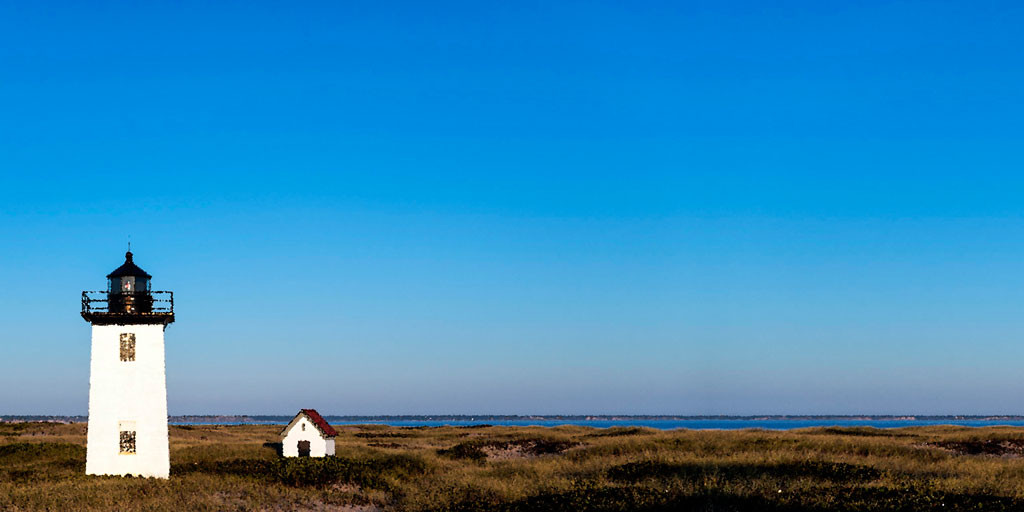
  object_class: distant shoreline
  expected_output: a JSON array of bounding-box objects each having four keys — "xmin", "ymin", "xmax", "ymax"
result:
[{"xmin": 5, "ymin": 414, "xmax": 1024, "ymax": 423}]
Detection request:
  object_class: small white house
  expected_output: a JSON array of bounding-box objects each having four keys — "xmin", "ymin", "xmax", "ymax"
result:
[{"xmin": 280, "ymin": 409, "xmax": 337, "ymax": 457}]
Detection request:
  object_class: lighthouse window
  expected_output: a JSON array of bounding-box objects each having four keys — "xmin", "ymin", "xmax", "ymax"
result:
[
  {"xmin": 119, "ymin": 430, "xmax": 137, "ymax": 454},
  {"xmin": 120, "ymin": 333, "xmax": 136, "ymax": 362}
]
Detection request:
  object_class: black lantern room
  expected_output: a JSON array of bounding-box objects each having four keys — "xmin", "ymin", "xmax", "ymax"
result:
[
  {"xmin": 107, "ymin": 251, "xmax": 152, "ymax": 313},
  {"xmin": 82, "ymin": 251, "xmax": 174, "ymax": 325},
  {"xmin": 108, "ymin": 251, "xmax": 151, "ymax": 295}
]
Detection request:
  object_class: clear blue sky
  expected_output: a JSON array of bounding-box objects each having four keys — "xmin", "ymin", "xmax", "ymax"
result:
[{"xmin": 2, "ymin": 1, "xmax": 1024, "ymax": 415}]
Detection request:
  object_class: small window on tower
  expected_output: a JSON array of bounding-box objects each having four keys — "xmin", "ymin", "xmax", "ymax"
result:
[
  {"xmin": 119, "ymin": 430, "xmax": 137, "ymax": 454},
  {"xmin": 301, "ymin": 423, "xmax": 306, "ymax": 431},
  {"xmin": 120, "ymin": 333, "xmax": 136, "ymax": 362}
]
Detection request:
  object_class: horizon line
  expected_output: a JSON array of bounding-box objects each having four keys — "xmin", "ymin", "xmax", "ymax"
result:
[{"xmin": 6, "ymin": 414, "xmax": 1024, "ymax": 420}]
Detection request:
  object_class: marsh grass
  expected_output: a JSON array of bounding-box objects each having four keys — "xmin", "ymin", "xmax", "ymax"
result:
[{"xmin": 6, "ymin": 422, "xmax": 1024, "ymax": 510}]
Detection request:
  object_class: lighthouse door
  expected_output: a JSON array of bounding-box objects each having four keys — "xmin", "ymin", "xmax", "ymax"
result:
[{"xmin": 297, "ymin": 440, "xmax": 311, "ymax": 457}]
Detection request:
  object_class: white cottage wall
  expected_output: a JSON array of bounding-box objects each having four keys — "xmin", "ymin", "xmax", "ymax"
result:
[
  {"xmin": 86, "ymin": 324, "xmax": 170, "ymax": 478},
  {"xmin": 282, "ymin": 416, "xmax": 331, "ymax": 457}
]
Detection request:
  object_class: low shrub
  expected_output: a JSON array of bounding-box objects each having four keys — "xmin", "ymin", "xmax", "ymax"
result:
[
  {"xmin": 815, "ymin": 427, "xmax": 912, "ymax": 438},
  {"xmin": 172, "ymin": 453, "xmax": 430, "ymax": 489},
  {"xmin": 584, "ymin": 427, "xmax": 656, "ymax": 438},
  {"xmin": 0, "ymin": 423, "xmax": 31, "ymax": 437},
  {"xmin": 0, "ymin": 443, "xmax": 85, "ymax": 465},
  {"xmin": 608, "ymin": 460, "xmax": 881, "ymax": 484},
  {"xmin": 930, "ymin": 439, "xmax": 1024, "ymax": 456},
  {"xmin": 443, "ymin": 487, "xmax": 787, "ymax": 512},
  {"xmin": 354, "ymin": 432, "xmax": 412, "ymax": 439},
  {"xmin": 439, "ymin": 438, "xmax": 577, "ymax": 461}
]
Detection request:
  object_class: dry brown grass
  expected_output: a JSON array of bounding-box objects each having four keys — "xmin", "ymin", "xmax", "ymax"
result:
[{"xmin": 5, "ymin": 422, "xmax": 1024, "ymax": 510}]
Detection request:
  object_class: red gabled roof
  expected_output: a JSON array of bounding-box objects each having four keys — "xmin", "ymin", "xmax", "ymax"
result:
[{"xmin": 300, "ymin": 408, "xmax": 338, "ymax": 437}]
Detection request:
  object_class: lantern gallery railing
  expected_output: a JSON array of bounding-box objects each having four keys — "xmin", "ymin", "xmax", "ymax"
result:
[{"xmin": 81, "ymin": 291, "xmax": 174, "ymax": 316}]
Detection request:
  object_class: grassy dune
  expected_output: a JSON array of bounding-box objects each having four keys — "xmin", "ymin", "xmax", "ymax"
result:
[{"xmin": 5, "ymin": 422, "xmax": 1024, "ymax": 510}]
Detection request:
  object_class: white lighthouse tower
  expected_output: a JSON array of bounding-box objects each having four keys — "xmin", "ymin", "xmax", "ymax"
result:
[{"xmin": 81, "ymin": 251, "xmax": 174, "ymax": 478}]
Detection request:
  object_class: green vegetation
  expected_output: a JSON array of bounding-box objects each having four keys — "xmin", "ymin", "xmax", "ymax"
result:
[{"xmin": 6, "ymin": 422, "xmax": 1024, "ymax": 510}]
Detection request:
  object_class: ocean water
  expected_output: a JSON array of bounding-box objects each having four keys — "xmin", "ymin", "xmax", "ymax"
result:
[{"xmin": 169, "ymin": 418, "xmax": 1024, "ymax": 430}]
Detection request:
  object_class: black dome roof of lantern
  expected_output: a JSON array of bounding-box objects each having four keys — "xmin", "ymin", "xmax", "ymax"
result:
[{"xmin": 106, "ymin": 251, "xmax": 152, "ymax": 279}]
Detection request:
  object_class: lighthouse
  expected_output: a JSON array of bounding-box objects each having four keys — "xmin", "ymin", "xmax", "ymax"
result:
[{"xmin": 81, "ymin": 251, "xmax": 174, "ymax": 478}]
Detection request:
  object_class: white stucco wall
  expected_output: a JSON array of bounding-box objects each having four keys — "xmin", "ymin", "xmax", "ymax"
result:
[
  {"xmin": 281, "ymin": 416, "xmax": 334, "ymax": 457},
  {"xmin": 86, "ymin": 324, "xmax": 170, "ymax": 478}
]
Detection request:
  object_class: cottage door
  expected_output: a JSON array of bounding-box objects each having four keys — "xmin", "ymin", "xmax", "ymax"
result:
[{"xmin": 297, "ymin": 440, "xmax": 311, "ymax": 457}]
